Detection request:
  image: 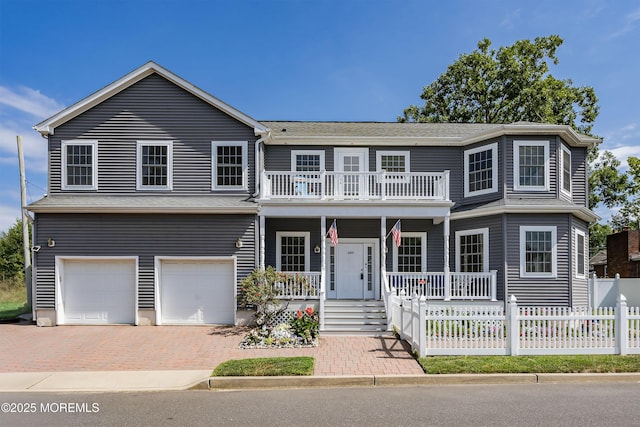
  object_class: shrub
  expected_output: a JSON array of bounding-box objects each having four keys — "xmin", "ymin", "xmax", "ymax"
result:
[
  {"xmin": 239, "ymin": 267, "xmax": 288, "ymax": 330},
  {"xmin": 290, "ymin": 306, "xmax": 319, "ymax": 344}
]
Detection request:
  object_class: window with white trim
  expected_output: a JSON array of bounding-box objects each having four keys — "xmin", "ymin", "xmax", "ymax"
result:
[
  {"xmin": 514, "ymin": 141, "xmax": 549, "ymax": 191},
  {"xmin": 464, "ymin": 143, "xmax": 497, "ymax": 197},
  {"xmin": 137, "ymin": 141, "xmax": 172, "ymax": 190},
  {"xmin": 561, "ymin": 144, "xmax": 572, "ymax": 196},
  {"xmin": 376, "ymin": 151, "xmax": 410, "ymax": 174},
  {"xmin": 291, "ymin": 150, "xmax": 325, "ymax": 172},
  {"xmin": 61, "ymin": 140, "xmax": 98, "ymax": 190},
  {"xmin": 575, "ymin": 229, "xmax": 586, "ymax": 278},
  {"xmin": 276, "ymin": 232, "xmax": 310, "ymax": 272},
  {"xmin": 520, "ymin": 226, "xmax": 557, "ymax": 278},
  {"xmin": 212, "ymin": 141, "xmax": 248, "ymax": 190},
  {"xmin": 393, "ymin": 232, "xmax": 426, "ymax": 272},
  {"xmin": 455, "ymin": 228, "xmax": 489, "ymax": 272}
]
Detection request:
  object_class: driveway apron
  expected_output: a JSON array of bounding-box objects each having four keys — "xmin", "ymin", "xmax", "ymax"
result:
[{"xmin": 0, "ymin": 324, "xmax": 423, "ymax": 376}]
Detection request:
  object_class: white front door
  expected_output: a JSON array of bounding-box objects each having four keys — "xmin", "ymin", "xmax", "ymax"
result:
[
  {"xmin": 335, "ymin": 148, "xmax": 368, "ymax": 198},
  {"xmin": 334, "ymin": 240, "xmax": 377, "ymax": 299}
]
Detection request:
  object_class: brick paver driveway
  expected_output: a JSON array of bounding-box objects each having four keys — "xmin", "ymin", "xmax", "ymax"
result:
[{"xmin": 0, "ymin": 323, "xmax": 423, "ymax": 376}]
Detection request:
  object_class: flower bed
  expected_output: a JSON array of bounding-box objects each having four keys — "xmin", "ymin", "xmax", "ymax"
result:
[{"xmin": 241, "ymin": 307, "xmax": 319, "ymax": 349}]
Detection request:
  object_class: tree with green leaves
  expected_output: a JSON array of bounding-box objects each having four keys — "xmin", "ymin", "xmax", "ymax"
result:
[
  {"xmin": 0, "ymin": 219, "xmax": 28, "ymax": 283},
  {"xmin": 400, "ymin": 35, "xmax": 640, "ymax": 255},
  {"xmin": 399, "ymin": 35, "xmax": 599, "ymax": 138}
]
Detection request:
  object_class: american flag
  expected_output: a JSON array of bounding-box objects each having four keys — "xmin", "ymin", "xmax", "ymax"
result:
[
  {"xmin": 391, "ymin": 220, "xmax": 401, "ymax": 248},
  {"xmin": 328, "ymin": 219, "xmax": 338, "ymax": 247}
]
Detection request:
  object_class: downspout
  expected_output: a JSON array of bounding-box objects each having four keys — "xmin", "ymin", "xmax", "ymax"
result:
[{"xmin": 252, "ymin": 128, "xmax": 271, "ymax": 198}]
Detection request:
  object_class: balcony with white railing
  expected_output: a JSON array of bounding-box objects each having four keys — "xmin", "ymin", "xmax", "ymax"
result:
[
  {"xmin": 386, "ymin": 271, "xmax": 498, "ymax": 301},
  {"xmin": 261, "ymin": 170, "xmax": 450, "ymax": 201}
]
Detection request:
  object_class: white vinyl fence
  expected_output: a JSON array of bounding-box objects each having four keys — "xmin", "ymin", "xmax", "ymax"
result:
[{"xmin": 391, "ymin": 291, "xmax": 640, "ymax": 357}]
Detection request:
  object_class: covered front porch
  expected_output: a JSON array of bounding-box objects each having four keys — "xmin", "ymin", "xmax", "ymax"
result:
[{"xmin": 257, "ymin": 211, "xmax": 499, "ymax": 332}]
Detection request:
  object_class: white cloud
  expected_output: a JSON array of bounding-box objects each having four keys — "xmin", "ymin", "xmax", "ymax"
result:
[
  {"xmin": 0, "ymin": 86, "xmax": 63, "ymax": 119},
  {"xmin": 0, "ymin": 123, "xmax": 47, "ymax": 174},
  {"xmin": 606, "ymin": 7, "xmax": 640, "ymax": 39}
]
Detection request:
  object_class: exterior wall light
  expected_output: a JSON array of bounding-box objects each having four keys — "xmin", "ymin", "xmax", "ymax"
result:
[
  {"xmin": 314, "ymin": 244, "xmax": 321, "ymax": 254},
  {"xmin": 47, "ymin": 238, "xmax": 56, "ymax": 248},
  {"xmin": 235, "ymin": 238, "xmax": 243, "ymax": 249}
]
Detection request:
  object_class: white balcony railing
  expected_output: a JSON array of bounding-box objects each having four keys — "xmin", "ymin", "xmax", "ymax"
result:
[
  {"xmin": 386, "ymin": 271, "xmax": 497, "ymax": 301},
  {"xmin": 261, "ymin": 171, "xmax": 449, "ymax": 201}
]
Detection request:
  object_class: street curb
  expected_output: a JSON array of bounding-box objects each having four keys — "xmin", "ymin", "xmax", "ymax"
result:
[
  {"xmin": 536, "ymin": 373, "xmax": 640, "ymax": 383},
  {"xmin": 209, "ymin": 375, "xmax": 374, "ymax": 390},
  {"xmin": 204, "ymin": 372, "xmax": 640, "ymax": 390}
]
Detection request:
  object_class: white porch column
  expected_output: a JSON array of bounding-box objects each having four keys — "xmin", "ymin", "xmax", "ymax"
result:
[
  {"xmin": 443, "ymin": 214, "xmax": 451, "ymax": 301},
  {"xmin": 380, "ymin": 216, "xmax": 387, "ymax": 278},
  {"xmin": 320, "ymin": 216, "xmax": 326, "ymax": 331},
  {"xmin": 259, "ymin": 215, "xmax": 265, "ymax": 270}
]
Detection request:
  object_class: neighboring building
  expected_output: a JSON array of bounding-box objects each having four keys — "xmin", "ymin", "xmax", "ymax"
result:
[
  {"xmin": 606, "ymin": 229, "xmax": 640, "ymax": 278},
  {"xmin": 29, "ymin": 62, "xmax": 599, "ymax": 330},
  {"xmin": 590, "ymin": 249, "xmax": 608, "ymax": 278}
]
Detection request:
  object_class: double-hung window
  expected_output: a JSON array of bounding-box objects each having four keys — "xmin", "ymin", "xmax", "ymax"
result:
[
  {"xmin": 560, "ymin": 145, "xmax": 572, "ymax": 196},
  {"xmin": 291, "ymin": 150, "xmax": 325, "ymax": 172},
  {"xmin": 393, "ymin": 232, "xmax": 427, "ymax": 272},
  {"xmin": 464, "ymin": 143, "xmax": 497, "ymax": 197},
  {"xmin": 376, "ymin": 151, "xmax": 410, "ymax": 174},
  {"xmin": 455, "ymin": 228, "xmax": 489, "ymax": 272},
  {"xmin": 137, "ymin": 141, "xmax": 173, "ymax": 190},
  {"xmin": 212, "ymin": 141, "xmax": 248, "ymax": 190},
  {"xmin": 61, "ymin": 140, "xmax": 98, "ymax": 190},
  {"xmin": 520, "ymin": 226, "xmax": 557, "ymax": 278},
  {"xmin": 276, "ymin": 232, "xmax": 310, "ymax": 272},
  {"xmin": 514, "ymin": 141, "xmax": 549, "ymax": 191},
  {"xmin": 575, "ymin": 229, "xmax": 586, "ymax": 278}
]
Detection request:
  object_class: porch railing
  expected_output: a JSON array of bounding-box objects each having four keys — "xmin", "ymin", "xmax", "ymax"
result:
[
  {"xmin": 261, "ymin": 170, "xmax": 449, "ymax": 201},
  {"xmin": 386, "ymin": 271, "xmax": 497, "ymax": 301},
  {"xmin": 275, "ymin": 272, "xmax": 321, "ymax": 299}
]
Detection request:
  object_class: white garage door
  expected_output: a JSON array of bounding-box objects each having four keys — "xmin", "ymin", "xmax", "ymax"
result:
[
  {"xmin": 61, "ymin": 259, "xmax": 136, "ymax": 325},
  {"xmin": 159, "ymin": 259, "xmax": 235, "ymax": 325}
]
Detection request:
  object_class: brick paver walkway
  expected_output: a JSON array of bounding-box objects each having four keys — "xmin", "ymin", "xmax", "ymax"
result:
[{"xmin": 0, "ymin": 323, "xmax": 423, "ymax": 376}]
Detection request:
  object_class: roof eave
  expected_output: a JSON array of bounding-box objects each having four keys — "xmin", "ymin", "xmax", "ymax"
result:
[
  {"xmin": 451, "ymin": 204, "xmax": 599, "ymax": 223},
  {"xmin": 27, "ymin": 205, "xmax": 259, "ymax": 214}
]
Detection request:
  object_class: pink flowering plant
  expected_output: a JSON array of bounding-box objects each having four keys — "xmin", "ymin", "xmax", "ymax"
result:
[{"xmin": 289, "ymin": 306, "xmax": 319, "ymax": 344}]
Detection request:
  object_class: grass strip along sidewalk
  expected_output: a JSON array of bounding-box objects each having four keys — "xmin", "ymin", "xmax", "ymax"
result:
[
  {"xmin": 419, "ymin": 355, "xmax": 640, "ymax": 374},
  {"xmin": 213, "ymin": 357, "xmax": 315, "ymax": 376}
]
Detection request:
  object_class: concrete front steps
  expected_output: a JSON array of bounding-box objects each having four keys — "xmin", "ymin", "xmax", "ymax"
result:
[{"xmin": 322, "ymin": 300, "xmax": 390, "ymax": 335}]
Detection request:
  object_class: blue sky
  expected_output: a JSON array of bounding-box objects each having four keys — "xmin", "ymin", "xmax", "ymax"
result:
[{"xmin": 1, "ymin": 0, "xmax": 639, "ymax": 233}]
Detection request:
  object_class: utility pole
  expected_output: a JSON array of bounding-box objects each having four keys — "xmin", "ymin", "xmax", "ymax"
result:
[{"xmin": 17, "ymin": 135, "xmax": 32, "ymax": 311}]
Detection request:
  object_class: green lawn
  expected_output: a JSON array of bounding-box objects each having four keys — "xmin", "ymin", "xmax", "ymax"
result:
[
  {"xmin": 0, "ymin": 281, "xmax": 29, "ymax": 320},
  {"xmin": 419, "ymin": 355, "xmax": 640, "ymax": 374},
  {"xmin": 212, "ymin": 357, "xmax": 315, "ymax": 376}
]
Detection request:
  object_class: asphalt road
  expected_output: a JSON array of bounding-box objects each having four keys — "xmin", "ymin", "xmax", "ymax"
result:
[{"xmin": 2, "ymin": 383, "xmax": 639, "ymax": 426}]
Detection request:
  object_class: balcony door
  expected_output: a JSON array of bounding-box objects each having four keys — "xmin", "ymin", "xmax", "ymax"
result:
[{"xmin": 335, "ymin": 148, "xmax": 368, "ymax": 199}]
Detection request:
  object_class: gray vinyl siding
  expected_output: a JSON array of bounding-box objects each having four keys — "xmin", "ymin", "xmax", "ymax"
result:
[
  {"xmin": 450, "ymin": 215, "xmax": 505, "ymax": 301},
  {"xmin": 570, "ymin": 144, "xmax": 588, "ymax": 207},
  {"xmin": 49, "ymin": 73, "xmax": 257, "ymax": 195},
  {"xmin": 506, "ymin": 136, "xmax": 558, "ymax": 199},
  {"xmin": 571, "ymin": 218, "xmax": 590, "ymax": 307},
  {"xmin": 384, "ymin": 219, "xmax": 444, "ymax": 272},
  {"xmin": 505, "ymin": 214, "xmax": 572, "ymax": 306},
  {"xmin": 264, "ymin": 146, "xmax": 334, "ymax": 171},
  {"xmin": 33, "ymin": 213, "xmax": 256, "ymax": 309}
]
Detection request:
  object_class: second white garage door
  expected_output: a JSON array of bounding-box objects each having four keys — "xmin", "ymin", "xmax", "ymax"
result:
[{"xmin": 159, "ymin": 259, "xmax": 235, "ymax": 325}]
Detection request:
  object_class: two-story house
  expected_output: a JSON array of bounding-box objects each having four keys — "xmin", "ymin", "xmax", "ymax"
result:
[{"xmin": 29, "ymin": 62, "xmax": 599, "ymax": 331}]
